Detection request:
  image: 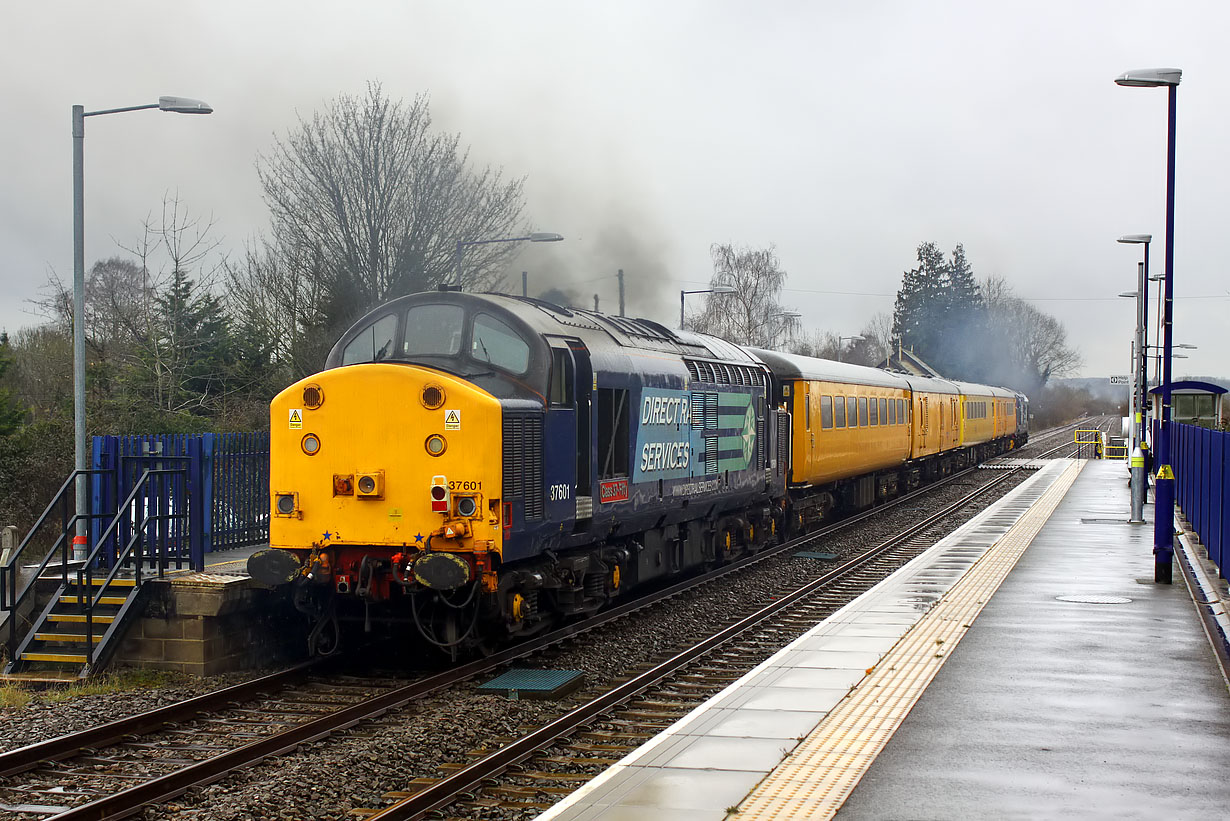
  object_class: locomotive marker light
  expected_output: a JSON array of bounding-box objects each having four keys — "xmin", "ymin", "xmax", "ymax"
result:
[
  {"xmin": 453, "ymin": 232, "xmax": 564, "ymax": 289},
  {"xmin": 71, "ymin": 95, "xmax": 213, "ymax": 560},
  {"xmin": 431, "ymin": 476, "xmax": 450, "ymax": 513},
  {"xmin": 680, "ymin": 285, "xmax": 737, "ymax": 329},
  {"xmin": 1115, "ymin": 66, "xmax": 1181, "ymax": 583}
]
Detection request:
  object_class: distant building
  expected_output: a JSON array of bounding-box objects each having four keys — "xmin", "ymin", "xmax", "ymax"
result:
[{"xmin": 877, "ymin": 345, "xmax": 943, "ymax": 378}]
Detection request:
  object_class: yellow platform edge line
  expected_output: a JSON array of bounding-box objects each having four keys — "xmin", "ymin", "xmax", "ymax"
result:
[{"xmin": 736, "ymin": 459, "xmax": 1085, "ymax": 821}]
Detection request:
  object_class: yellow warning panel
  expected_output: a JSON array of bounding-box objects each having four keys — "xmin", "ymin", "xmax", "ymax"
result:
[{"xmin": 736, "ymin": 459, "xmax": 1084, "ymax": 820}]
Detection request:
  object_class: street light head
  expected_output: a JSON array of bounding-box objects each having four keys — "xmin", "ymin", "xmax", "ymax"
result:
[
  {"xmin": 528, "ymin": 232, "xmax": 564, "ymax": 243},
  {"xmin": 711, "ymin": 285, "xmax": 737, "ymax": 294},
  {"xmin": 158, "ymin": 96, "xmax": 213, "ymax": 114},
  {"xmin": 1174, "ymin": 343, "xmax": 1198, "ymax": 350},
  {"xmin": 1115, "ymin": 68, "xmax": 1182, "ymax": 88},
  {"xmin": 1118, "ymin": 292, "xmax": 1138, "ymax": 298},
  {"xmin": 1117, "ymin": 234, "xmax": 1152, "ymax": 244}
]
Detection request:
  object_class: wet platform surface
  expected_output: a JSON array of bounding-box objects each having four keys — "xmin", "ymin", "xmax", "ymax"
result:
[{"xmin": 540, "ymin": 459, "xmax": 1230, "ymax": 820}]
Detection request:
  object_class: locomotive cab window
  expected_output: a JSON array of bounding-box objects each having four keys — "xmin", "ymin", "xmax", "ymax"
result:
[
  {"xmin": 549, "ymin": 348, "xmax": 574, "ymax": 406},
  {"xmin": 820, "ymin": 395, "xmax": 833, "ymax": 429},
  {"xmin": 472, "ymin": 312, "xmax": 530, "ymax": 374},
  {"xmin": 597, "ymin": 388, "xmax": 630, "ymax": 478},
  {"xmin": 342, "ymin": 312, "xmax": 399, "ymax": 366},
  {"xmin": 402, "ymin": 304, "xmax": 465, "ymax": 357}
]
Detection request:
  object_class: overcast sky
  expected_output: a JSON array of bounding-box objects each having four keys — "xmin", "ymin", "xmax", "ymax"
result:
[{"xmin": 3, "ymin": 1, "xmax": 1227, "ymax": 382}]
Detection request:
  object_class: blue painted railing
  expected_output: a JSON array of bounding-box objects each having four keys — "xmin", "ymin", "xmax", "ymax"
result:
[
  {"xmin": 1168, "ymin": 422, "xmax": 1230, "ymax": 578},
  {"xmin": 90, "ymin": 432, "xmax": 269, "ymax": 570}
]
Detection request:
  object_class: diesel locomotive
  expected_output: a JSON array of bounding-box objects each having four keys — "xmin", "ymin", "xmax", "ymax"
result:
[{"xmin": 248, "ymin": 290, "xmax": 1027, "ymax": 655}]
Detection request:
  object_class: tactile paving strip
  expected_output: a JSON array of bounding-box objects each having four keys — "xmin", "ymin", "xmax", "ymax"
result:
[{"xmin": 737, "ymin": 459, "xmax": 1085, "ymax": 820}]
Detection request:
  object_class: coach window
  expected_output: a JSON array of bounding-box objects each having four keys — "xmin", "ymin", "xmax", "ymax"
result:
[
  {"xmin": 845, "ymin": 397, "xmax": 856, "ymax": 427},
  {"xmin": 342, "ymin": 312, "xmax": 399, "ymax": 366},
  {"xmin": 472, "ymin": 313, "xmax": 530, "ymax": 374},
  {"xmin": 834, "ymin": 395, "xmax": 847, "ymax": 428},
  {"xmin": 820, "ymin": 395, "xmax": 833, "ymax": 429},
  {"xmin": 804, "ymin": 392, "xmax": 811, "ymax": 430},
  {"xmin": 879, "ymin": 398, "xmax": 888, "ymax": 425},
  {"xmin": 898, "ymin": 399, "xmax": 905, "ymax": 424},
  {"xmin": 869, "ymin": 396, "xmax": 879, "ymax": 425},
  {"xmin": 858, "ymin": 397, "xmax": 868, "ymax": 426},
  {"xmin": 888, "ymin": 398, "xmax": 896, "ymax": 425}
]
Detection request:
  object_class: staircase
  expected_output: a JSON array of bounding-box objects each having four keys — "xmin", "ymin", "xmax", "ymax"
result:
[
  {"xmin": 1, "ymin": 466, "xmax": 194, "ymax": 680},
  {"xmin": 7, "ymin": 576, "xmax": 143, "ymax": 677}
]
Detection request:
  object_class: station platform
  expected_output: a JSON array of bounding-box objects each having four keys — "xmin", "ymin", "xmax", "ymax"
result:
[{"xmin": 539, "ymin": 459, "xmax": 1230, "ymax": 820}]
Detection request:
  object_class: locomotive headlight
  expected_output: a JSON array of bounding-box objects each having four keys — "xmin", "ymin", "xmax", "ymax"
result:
[
  {"xmin": 275, "ymin": 493, "xmax": 297, "ymax": 516},
  {"xmin": 301, "ymin": 433, "xmax": 321, "ymax": 456},
  {"xmin": 456, "ymin": 496, "xmax": 478, "ymax": 518},
  {"xmin": 425, "ymin": 434, "xmax": 447, "ymax": 456},
  {"xmin": 355, "ymin": 471, "xmax": 385, "ymax": 499}
]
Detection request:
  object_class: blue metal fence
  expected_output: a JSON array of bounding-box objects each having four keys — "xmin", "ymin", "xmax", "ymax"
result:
[
  {"xmin": 90, "ymin": 432, "xmax": 269, "ymax": 570},
  {"xmin": 1168, "ymin": 422, "xmax": 1230, "ymax": 578}
]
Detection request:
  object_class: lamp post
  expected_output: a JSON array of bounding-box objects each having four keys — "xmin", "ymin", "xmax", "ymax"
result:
[
  {"xmin": 836, "ymin": 335, "xmax": 865, "ymax": 363},
  {"xmin": 679, "ymin": 285, "xmax": 736, "ymax": 329},
  {"xmin": 1117, "ymin": 234, "xmax": 1151, "ymax": 451},
  {"xmin": 452, "ymin": 232, "xmax": 563, "ymax": 290},
  {"xmin": 1118, "ymin": 289, "xmax": 1146, "ymax": 523},
  {"xmin": 1116, "ymin": 66, "xmax": 1181, "ymax": 583},
  {"xmin": 770, "ymin": 311, "xmax": 802, "ymax": 348},
  {"xmin": 71, "ymin": 96, "xmax": 213, "ymax": 560}
]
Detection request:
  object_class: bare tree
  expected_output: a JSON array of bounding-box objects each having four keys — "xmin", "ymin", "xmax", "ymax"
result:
[
  {"xmin": 982, "ymin": 276, "xmax": 1081, "ymax": 392},
  {"xmin": 860, "ymin": 312, "xmax": 894, "ymax": 366},
  {"xmin": 256, "ymin": 83, "xmax": 528, "ymax": 335},
  {"xmin": 689, "ymin": 243, "xmax": 793, "ymax": 347}
]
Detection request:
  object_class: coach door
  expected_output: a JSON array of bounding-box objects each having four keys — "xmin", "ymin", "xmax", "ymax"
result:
[{"xmin": 545, "ymin": 338, "xmax": 593, "ymax": 527}]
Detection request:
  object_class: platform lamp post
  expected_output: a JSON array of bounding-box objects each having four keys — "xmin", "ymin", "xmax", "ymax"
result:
[
  {"xmin": 1117, "ymin": 234, "xmax": 1151, "ymax": 450},
  {"xmin": 679, "ymin": 285, "xmax": 736, "ymax": 329},
  {"xmin": 71, "ymin": 96, "xmax": 213, "ymax": 561},
  {"xmin": 1118, "ymin": 289, "xmax": 1146, "ymax": 523},
  {"xmin": 836, "ymin": 335, "xmax": 865, "ymax": 363},
  {"xmin": 1115, "ymin": 66, "xmax": 1181, "ymax": 583},
  {"xmin": 452, "ymin": 232, "xmax": 564, "ymax": 290}
]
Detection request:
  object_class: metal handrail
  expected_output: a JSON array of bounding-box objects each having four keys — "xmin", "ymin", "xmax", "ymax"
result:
[
  {"xmin": 1, "ymin": 469, "xmax": 112, "ymax": 659},
  {"xmin": 78, "ymin": 468, "xmax": 188, "ymax": 663}
]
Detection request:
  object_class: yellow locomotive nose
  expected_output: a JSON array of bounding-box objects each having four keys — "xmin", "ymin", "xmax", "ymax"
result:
[{"xmin": 268, "ymin": 363, "xmax": 504, "ymax": 559}]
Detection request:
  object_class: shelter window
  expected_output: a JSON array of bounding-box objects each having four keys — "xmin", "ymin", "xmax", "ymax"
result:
[
  {"xmin": 847, "ymin": 397, "xmax": 858, "ymax": 427},
  {"xmin": 403, "ymin": 304, "xmax": 464, "ymax": 357},
  {"xmin": 597, "ymin": 388, "xmax": 630, "ymax": 478},
  {"xmin": 858, "ymin": 397, "xmax": 868, "ymax": 427},
  {"xmin": 834, "ymin": 395, "xmax": 847, "ymax": 428},
  {"xmin": 472, "ymin": 312, "xmax": 530, "ymax": 374},
  {"xmin": 869, "ymin": 397, "xmax": 879, "ymax": 425},
  {"xmin": 342, "ymin": 312, "xmax": 399, "ymax": 366},
  {"xmin": 820, "ymin": 395, "xmax": 833, "ymax": 429}
]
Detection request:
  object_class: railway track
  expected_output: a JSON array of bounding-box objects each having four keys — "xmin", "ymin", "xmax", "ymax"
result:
[
  {"xmin": 346, "ymin": 432, "xmax": 1090, "ymax": 820},
  {"xmin": 0, "ymin": 421, "xmax": 1097, "ymax": 821}
]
